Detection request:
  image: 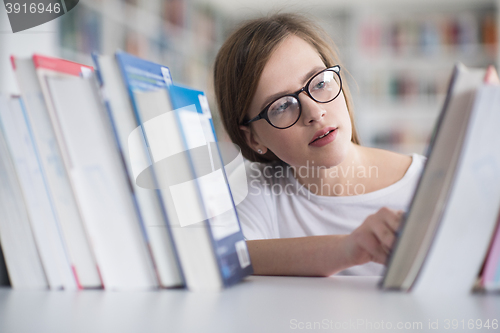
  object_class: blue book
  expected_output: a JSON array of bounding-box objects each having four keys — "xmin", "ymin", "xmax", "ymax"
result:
[
  {"xmin": 115, "ymin": 51, "xmax": 252, "ymax": 290},
  {"xmin": 168, "ymin": 84, "xmax": 253, "ymax": 287}
]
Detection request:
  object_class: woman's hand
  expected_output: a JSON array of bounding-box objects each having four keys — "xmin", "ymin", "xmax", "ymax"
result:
[{"xmin": 342, "ymin": 207, "xmax": 403, "ymax": 267}]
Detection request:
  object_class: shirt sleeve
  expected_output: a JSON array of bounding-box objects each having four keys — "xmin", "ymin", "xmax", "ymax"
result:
[{"xmin": 228, "ymin": 160, "xmax": 279, "ymax": 240}]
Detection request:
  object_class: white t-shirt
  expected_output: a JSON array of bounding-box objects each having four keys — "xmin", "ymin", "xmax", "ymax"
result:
[{"xmin": 229, "ymin": 153, "xmax": 426, "ymax": 276}]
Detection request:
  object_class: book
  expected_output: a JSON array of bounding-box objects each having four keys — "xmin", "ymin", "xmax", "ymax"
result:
[
  {"xmin": 0, "ymin": 95, "xmax": 47, "ymax": 289},
  {"xmin": 480, "ymin": 215, "xmax": 500, "ymax": 290},
  {"xmin": 44, "ymin": 72, "xmax": 159, "ymax": 290},
  {"xmin": 11, "ymin": 55, "xmax": 101, "ymax": 289},
  {"xmin": 115, "ymin": 51, "xmax": 252, "ymax": 290},
  {"xmin": 92, "ymin": 53, "xmax": 184, "ymax": 288},
  {"xmin": 169, "ymin": 84, "xmax": 253, "ymax": 288},
  {"xmin": 382, "ymin": 64, "xmax": 500, "ymax": 293},
  {"xmin": 0, "ymin": 93, "xmax": 75, "ymax": 290}
]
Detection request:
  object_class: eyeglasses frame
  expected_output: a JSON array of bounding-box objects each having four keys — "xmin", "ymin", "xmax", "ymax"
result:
[{"xmin": 242, "ymin": 65, "xmax": 342, "ymax": 129}]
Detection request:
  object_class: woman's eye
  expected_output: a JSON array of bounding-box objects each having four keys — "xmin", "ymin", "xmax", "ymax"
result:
[
  {"xmin": 313, "ymin": 81, "xmax": 326, "ymax": 90},
  {"xmin": 270, "ymin": 101, "xmax": 291, "ymax": 115}
]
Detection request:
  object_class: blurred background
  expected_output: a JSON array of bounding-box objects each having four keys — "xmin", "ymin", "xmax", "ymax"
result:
[{"xmin": 0, "ymin": 0, "xmax": 498, "ymax": 155}]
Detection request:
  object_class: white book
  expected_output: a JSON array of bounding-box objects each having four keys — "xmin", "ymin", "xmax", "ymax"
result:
[
  {"xmin": 382, "ymin": 65, "xmax": 485, "ymax": 290},
  {"xmin": 132, "ymin": 89, "xmax": 223, "ymax": 290},
  {"xmin": 93, "ymin": 54, "xmax": 183, "ymax": 288},
  {"xmin": 12, "ymin": 56, "xmax": 101, "ymax": 289},
  {"xmin": 383, "ymin": 64, "xmax": 500, "ymax": 293},
  {"xmin": 0, "ymin": 96, "xmax": 48, "ymax": 289},
  {"xmin": 46, "ymin": 75, "xmax": 158, "ymax": 290},
  {"xmin": 412, "ymin": 84, "xmax": 500, "ymax": 294},
  {"xmin": 0, "ymin": 95, "xmax": 75, "ymax": 290},
  {"xmin": 173, "ymin": 100, "xmax": 253, "ymax": 289}
]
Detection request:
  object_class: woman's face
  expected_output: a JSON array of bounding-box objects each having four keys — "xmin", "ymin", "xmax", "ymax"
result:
[{"xmin": 243, "ymin": 34, "xmax": 353, "ymax": 168}]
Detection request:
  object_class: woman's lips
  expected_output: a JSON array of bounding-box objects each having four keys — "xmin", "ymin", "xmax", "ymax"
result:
[
  {"xmin": 309, "ymin": 127, "xmax": 337, "ymax": 143},
  {"xmin": 309, "ymin": 128, "xmax": 337, "ymax": 147}
]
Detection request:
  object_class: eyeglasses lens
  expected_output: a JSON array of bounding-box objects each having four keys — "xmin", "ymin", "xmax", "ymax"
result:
[
  {"xmin": 309, "ymin": 70, "xmax": 341, "ymax": 103},
  {"xmin": 266, "ymin": 69, "xmax": 341, "ymax": 129},
  {"xmin": 267, "ymin": 96, "xmax": 300, "ymax": 129}
]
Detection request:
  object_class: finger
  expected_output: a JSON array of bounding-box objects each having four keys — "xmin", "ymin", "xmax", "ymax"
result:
[
  {"xmin": 484, "ymin": 65, "xmax": 500, "ymax": 85},
  {"xmin": 392, "ymin": 210, "xmax": 405, "ymax": 232},
  {"xmin": 371, "ymin": 222, "xmax": 397, "ymax": 254},
  {"xmin": 376, "ymin": 207, "xmax": 403, "ymax": 233},
  {"xmin": 360, "ymin": 233, "xmax": 388, "ymax": 265}
]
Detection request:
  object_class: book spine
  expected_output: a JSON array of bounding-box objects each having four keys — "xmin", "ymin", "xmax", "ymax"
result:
[
  {"xmin": 112, "ymin": 53, "xmax": 185, "ymax": 288},
  {"xmin": 482, "ymin": 216, "xmax": 500, "ymax": 289}
]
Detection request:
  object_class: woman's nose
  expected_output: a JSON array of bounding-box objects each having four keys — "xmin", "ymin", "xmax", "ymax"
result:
[{"xmin": 299, "ymin": 94, "xmax": 326, "ymax": 125}]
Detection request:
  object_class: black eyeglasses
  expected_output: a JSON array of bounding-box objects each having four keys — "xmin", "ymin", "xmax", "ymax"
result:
[{"xmin": 242, "ymin": 66, "xmax": 342, "ymax": 129}]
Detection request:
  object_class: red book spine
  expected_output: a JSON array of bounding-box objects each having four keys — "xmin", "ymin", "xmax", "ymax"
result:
[{"xmin": 32, "ymin": 54, "xmax": 94, "ymax": 76}]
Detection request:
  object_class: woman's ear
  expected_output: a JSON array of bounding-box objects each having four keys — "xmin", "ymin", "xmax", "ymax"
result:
[{"xmin": 239, "ymin": 125, "xmax": 267, "ymax": 154}]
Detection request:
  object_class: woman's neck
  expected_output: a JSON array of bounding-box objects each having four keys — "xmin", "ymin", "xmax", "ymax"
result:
[{"xmin": 291, "ymin": 143, "xmax": 380, "ymax": 197}]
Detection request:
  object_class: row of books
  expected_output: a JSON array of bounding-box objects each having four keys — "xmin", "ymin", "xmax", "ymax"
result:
[
  {"xmin": 382, "ymin": 64, "xmax": 500, "ymax": 293},
  {"xmin": 0, "ymin": 51, "xmax": 252, "ymax": 291},
  {"xmin": 59, "ymin": 0, "xmax": 219, "ymax": 89},
  {"xmin": 359, "ymin": 12, "xmax": 497, "ymax": 56},
  {"xmin": 359, "ymin": 70, "xmax": 450, "ymax": 103}
]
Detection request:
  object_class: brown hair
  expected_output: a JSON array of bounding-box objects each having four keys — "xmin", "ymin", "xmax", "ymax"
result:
[{"xmin": 214, "ymin": 13, "xmax": 360, "ymax": 163}]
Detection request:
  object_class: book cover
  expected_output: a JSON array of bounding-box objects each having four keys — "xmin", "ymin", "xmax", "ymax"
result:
[
  {"xmin": 92, "ymin": 53, "xmax": 184, "ymax": 288},
  {"xmin": 115, "ymin": 51, "xmax": 251, "ymax": 290},
  {"xmin": 0, "ymin": 95, "xmax": 48, "ymax": 289},
  {"xmin": 45, "ymin": 73, "xmax": 159, "ymax": 290},
  {"xmin": 0, "ymin": 93, "xmax": 75, "ymax": 290},
  {"xmin": 12, "ymin": 55, "xmax": 101, "ymax": 289},
  {"xmin": 382, "ymin": 64, "xmax": 500, "ymax": 293},
  {"xmin": 412, "ymin": 84, "xmax": 500, "ymax": 293},
  {"xmin": 169, "ymin": 84, "xmax": 253, "ymax": 287}
]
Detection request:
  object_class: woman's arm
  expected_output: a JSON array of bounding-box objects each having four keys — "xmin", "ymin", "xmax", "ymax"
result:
[
  {"xmin": 246, "ymin": 207, "xmax": 403, "ymax": 277},
  {"xmin": 247, "ymin": 235, "xmax": 350, "ymax": 277}
]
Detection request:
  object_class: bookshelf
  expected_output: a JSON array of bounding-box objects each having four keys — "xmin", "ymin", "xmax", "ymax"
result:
[
  {"xmin": 57, "ymin": 0, "xmax": 231, "ymax": 90},
  {"xmin": 345, "ymin": 1, "xmax": 499, "ymax": 154},
  {"xmin": 191, "ymin": 0, "xmax": 500, "ymax": 154},
  {"xmin": 0, "ymin": 3, "xmax": 499, "ymax": 329},
  {"xmin": 1, "ymin": 276, "xmax": 499, "ymax": 333},
  {"xmin": 2, "ymin": 0, "xmax": 499, "ymax": 150},
  {"xmin": 56, "ymin": 0, "xmax": 233, "ymax": 140},
  {"xmin": 233, "ymin": 0, "xmax": 499, "ymax": 155}
]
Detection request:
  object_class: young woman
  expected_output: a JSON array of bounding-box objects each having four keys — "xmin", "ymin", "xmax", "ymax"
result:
[{"xmin": 213, "ymin": 13, "xmax": 498, "ymax": 277}]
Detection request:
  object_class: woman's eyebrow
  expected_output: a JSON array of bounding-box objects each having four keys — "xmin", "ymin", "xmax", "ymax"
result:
[
  {"xmin": 259, "ymin": 66, "xmax": 326, "ymax": 110},
  {"xmin": 260, "ymin": 91, "xmax": 289, "ymax": 110},
  {"xmin": 301, "ymin": 66, "xmax": 325, "ymax": 84}
]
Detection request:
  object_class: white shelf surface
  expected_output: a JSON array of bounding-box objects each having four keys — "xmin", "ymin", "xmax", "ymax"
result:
[{"xmin": 0, "ymin": 275, "xmax": 499, "ymax": 333}]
